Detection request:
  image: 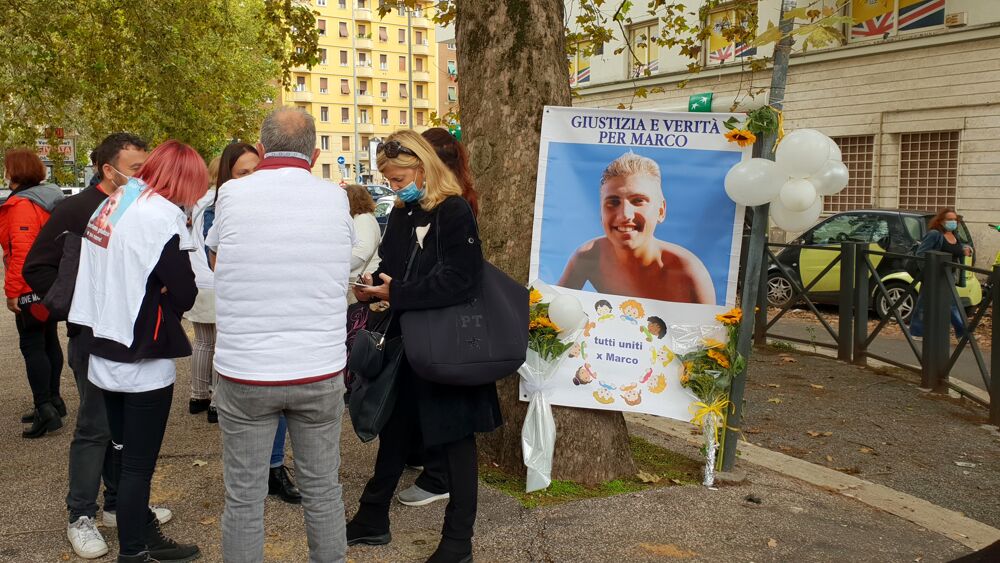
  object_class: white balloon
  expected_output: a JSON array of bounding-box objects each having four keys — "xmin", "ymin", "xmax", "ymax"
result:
[
  {"xmin": 778, "ymin": 178, "xmax": 818, "ymax": 212},
  {"xmin": 724, "ymin": 158, "xmax": 785, "ymax": 207},
  {"xmin": 827, "ymin": 137, "xmax": 842, "ymax": 162},
  {"xmin": 776, "ymin": 129, "xmax": 831, "ymax": 178},
  {"xmin": 770, "ymin": 195, "xmax": 823, "ymax": 232},
  {"xmin": 809, "ymin": 160, "xmax": 850, "ymax": 196},
  {"xmin": 548, "ymin": 294, "xmax": 586, "ymax": 333}
]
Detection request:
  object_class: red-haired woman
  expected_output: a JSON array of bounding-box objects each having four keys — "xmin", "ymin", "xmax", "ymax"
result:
[
  {"xmin": 1, "ymin": 149, "xmax": 65, "ymax": 438},
  {"xmin": 68, "ymin": 140, "xmax": 206, "ymax": 563},
  {"xmin": 909, "ymin": 207, "xmax": 971, "ymax": 338}
]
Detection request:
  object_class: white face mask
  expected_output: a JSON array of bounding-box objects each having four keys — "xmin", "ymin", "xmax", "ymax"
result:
[{"xmin": 109, "ymin": 165, "xmax": 132, "ymax": 187}]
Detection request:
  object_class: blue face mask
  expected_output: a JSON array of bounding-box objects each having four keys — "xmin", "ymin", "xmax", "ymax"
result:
[
  {"xmin": 396, "ymin": 181, "xmax": 424, "ymax": 203},
  {"xmin": 944, "ymin": 220, "xmax": 958, "ymax": 232}
]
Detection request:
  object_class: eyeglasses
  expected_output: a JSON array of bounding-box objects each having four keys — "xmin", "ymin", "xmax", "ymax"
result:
[{"xmin": 376, "ymin": 140, "xmax": 418, "ymax": 159}]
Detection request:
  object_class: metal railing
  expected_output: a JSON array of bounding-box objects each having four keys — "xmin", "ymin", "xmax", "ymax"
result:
[{"xmin": 752, "ymin": 241, "xmax": 998, "ymax": 424}]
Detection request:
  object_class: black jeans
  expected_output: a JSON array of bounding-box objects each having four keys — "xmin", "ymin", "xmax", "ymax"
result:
[
  {"xmin": 356, "ymin": 391, "xmax": 478, "ymax": 549},
  {"xmin": 15, "ymin": 315, "xmax": 63, "ymax": 408},
  {"xmin": 104, "ymin": 384, "xmax": 173, "ymax": 556}
]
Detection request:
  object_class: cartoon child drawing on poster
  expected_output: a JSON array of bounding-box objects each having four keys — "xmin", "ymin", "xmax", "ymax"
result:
[{"xmin": 557, "ymin": 152, "xmax": 716, "ymax": 304}]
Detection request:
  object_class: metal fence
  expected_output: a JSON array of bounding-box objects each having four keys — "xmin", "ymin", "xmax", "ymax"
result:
[{"xmin": 752, "ymin": 241, "xmax": 998, "ymax": 425}]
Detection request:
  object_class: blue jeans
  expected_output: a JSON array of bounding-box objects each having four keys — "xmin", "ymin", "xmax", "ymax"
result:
[
  {"xmin": 909, "ymin": 292, "xmax": 965, "ymax": 338},
  {"xmin": 271, "ymin": 415, "xmax": 287, "ymax": 468}
]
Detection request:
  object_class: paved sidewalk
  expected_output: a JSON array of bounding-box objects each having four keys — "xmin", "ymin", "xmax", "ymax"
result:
[{"xmin": 0, "ymin": 320, "xmax": 986, "ymax": 562}]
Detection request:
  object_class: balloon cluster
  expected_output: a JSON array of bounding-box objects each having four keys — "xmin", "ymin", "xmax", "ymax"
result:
[{"xmin": 724, "ymin": 129, "xmax": 849, "ymax": 231}]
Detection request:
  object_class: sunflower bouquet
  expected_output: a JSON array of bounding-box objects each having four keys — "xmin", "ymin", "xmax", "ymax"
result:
[
  {"xmin": 676, "ymin": 307, "xmax": 745, "ymax": 486},
  {"xmin": 527, "ymin": 287, "xmax": 575, "ymax": 361}
]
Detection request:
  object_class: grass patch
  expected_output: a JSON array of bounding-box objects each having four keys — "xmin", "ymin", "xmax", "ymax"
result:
[
  {"xmin": 767, "ymin": 340, "xmax": 797, "ymax": 352},
  {"xmin": 480, "ymin": 435, "xmax": 701, "ymax": 509}
]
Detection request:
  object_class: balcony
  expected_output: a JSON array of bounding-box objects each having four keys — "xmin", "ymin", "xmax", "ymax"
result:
[
  {"xmin": 357, "ymin": 122, "xmax": 375, "ymax": 134},
  {"xmin": 412, "ymin": 71, "xmax": 431, "ymax": 83},
  {"xmin": 354, "ymin": 8, "xmax": 372, "ymax": 20},
  {"xmin": 356, "ymin": 64, "xmax": 374, "ymax": 78},
  {"xmin": 412, "ymin": 42, "xmax": 430, "ymax": 56},
  {"xmin": 357, "ymin": 93, "xmax": 375, "ymax": 105},
  {"xmin": 358, "ymin": 150, "xmax": 370, "ymax": 161},
  {"xmin": 413, "ymin": 98, "xmax": 431, "ymax": 109},
  {"xmin": 290, "ymin": 90, "xmax": 313, "ymax": 102},
  {"xmin": 355, "ymin": 36, "xmax": 373, "ymax": 50},
  {"xmin": 412, "ymin": 16, "xmax": 431, "ymax": 29}
]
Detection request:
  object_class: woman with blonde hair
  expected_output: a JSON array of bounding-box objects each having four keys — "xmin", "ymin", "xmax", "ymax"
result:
[{"xmin": 349, "ymin": 130, "xmax": 501, "ymax": 563}]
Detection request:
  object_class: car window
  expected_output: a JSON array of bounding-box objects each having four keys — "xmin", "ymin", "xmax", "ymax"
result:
[
  {"xmin": 809, "ymin": 214, "xmax": 889, "ymax": 245},
  {"xmin": 374, "ymin": 202, "xmax": 392, "ymax": 218},
  {"xmin": 902, "ymin": 216, "xmax": 924, "ymax": 243}
]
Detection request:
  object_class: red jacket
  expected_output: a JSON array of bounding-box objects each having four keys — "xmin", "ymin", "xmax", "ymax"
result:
[{"xmin": 0, "ymin": 184, "xmax": 65, "ymax": 299}]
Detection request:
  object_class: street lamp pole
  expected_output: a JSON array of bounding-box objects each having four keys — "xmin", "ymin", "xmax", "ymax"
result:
[{"xmin": 407, "ymin": 6, "xmax": 413, "ymax": 128}]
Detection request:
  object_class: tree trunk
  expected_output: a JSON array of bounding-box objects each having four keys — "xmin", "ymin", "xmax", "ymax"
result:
[{"xmin": 457, "ymin": 0, "xmax": 636, "ymax": 486}]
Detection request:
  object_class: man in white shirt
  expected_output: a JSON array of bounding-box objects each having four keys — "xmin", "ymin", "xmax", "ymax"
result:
[{"xmin": 208, "ymin": 107, "xmax": 355, "ymax": 562}]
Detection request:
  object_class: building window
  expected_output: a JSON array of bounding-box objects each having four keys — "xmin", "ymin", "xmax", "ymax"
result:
[
  {"xmin": 319, "ymin": 48, "xmax": 327, "ymax": 65},
  {"xmin": 341, "ymin": 107, "xmax": 349, "ymax": 123},
  {"xmin": 359, "ymin": 108, "xmax": 369, "ymax": 123},
  {"xmin": 379, "ymin": 81, "xmax": 388, "ymax": 98},
  {"xmin": 398, "ymin": 56, "xmax": 406, "ymax": 71},
  {"xmin": 379, "ymin": 54, "xmax": 388, "ymax": 70},
  {"xmin": 447, "ymin": 86, "xmax": 457, "ymax": 102},
  {"xmin": 340, "ymin": 50, "xmax": 348, "ymax": 66},
  {"xmin": 339, "ymin": 21, "xmax": 349, "ymax": 37},
  {"xmin": 415, "ymin": 57, "xmax": 423, "ymax": 72},
  {"xmin": 415, "ymin": 30, "xmax": 424, "ymax": 45},
  {"xmin": 381, "ymin": 110, "xmax": 389, "ymax": 125},
  {"xmin": 338, "ymin": 0, "xmax": 346, "ymax": 8},
  {"xmin": 319, "ymin": 77, "xmax": 328, "ymax": 94},
  {"xmin": 416, "ymin": 111, "xmax": 425, "ymax": 126},
  {"xmin": 446, "ymin": 60, "xmax": 457, "ymax": 78},
  {"xmin": 399, "ymin": 83, "xmax": 408, "ymax": 98},
  {"xmin": 898, "ymin": 131, "xmax": 959, "ymax": 210},
  {"xmin": 321, "ymin": 135, "xmax": 330, "ymax": 151},
  {"xmin": 361, "ymin": 135, "xmax": 370, "ymax": 148},
  {"xmin": 398, "ymin": 28, "xmax": 406, "ymax": 43},
  {"xmin": 358, "ymin": 52, "xmax": 369, "ymax": 66},
  {"xmin": 400, "ymin": 110, "xmax": 407, "ymax": 125},
  {"xmin": 358, "ymin": 80, "xmax": 368, "ymax": 95},
  {"xmin": 358, "ymin": 24, "xmax": 367, "ymax": 38},
  {"xmin": 825, "ymin": 136, "xmax": 875, "ymax": 213},
  {"xmin": 627, "ymin": 21, "xmax": 659, "ymax": 76},
  {"xmin": 317, "ymin": 0, "xmax": 326, "ymax": 6},
  {"xmin": 294, "ymin": 75, "xmax": 306, "ymax": 92},
  {"xmin": 378, "ymin": 26, "xmax": 388, "ymax": 42},
  {"xmin": 322, "ymin": 163, "xmax": 331, "ymax": 178},
  {"xmin": 357, "ymin": 0, "xmax": 367, "ymax": 8},
  {"xmin": 340, "ymin": 79, "xmax": 350, "ymax": 94},
  {"xmin": 342, "ymin": 136, "xmax": 351, "ymax": 151},
  {"xmin": 320, "ymin": 106, "xmax": 329, "ymax": 122},
  {"xmin": 415, "ymin": 84, "xmax": 424, "ymax": 99},
  {"xmin": 447, "ymin": 42, "xmax": 456, "ymax": 51},
  {"xmin": 568, "ymin": 41, "xmax": 591, "ymax": 86},
  {"xmin": 850, "ymin": 0, "xmax": 946, "ymax": 43},
  {"xmin": 317, "ymin": 19, "xmax": 326, "ymax": 35},
  {"xmin": 705, "ymin": 4, "xmax": 757, "ymax": 65}
]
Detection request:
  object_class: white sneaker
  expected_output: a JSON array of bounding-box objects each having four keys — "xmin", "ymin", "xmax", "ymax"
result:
[
  {"xmin": 103, "ymin": 505, "xmax": 173, "ymax": 528},
  {"xmin": 68, "ymin": 516, "xmax": 109, "ymax": 559}
]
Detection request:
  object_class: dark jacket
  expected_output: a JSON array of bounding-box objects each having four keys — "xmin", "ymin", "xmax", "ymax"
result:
[
  {"xmin": 89, "ymin": 235, "xmax": 197, "ymax": 363},
  {"xmin": 373, "ymin": 195, "xmax": 502, "ymax": 446},
  {"xmin": 916, "ymin": 229, "xmax": 966, "ymax": 287},
  {"xmin": 23, "ymin": 186, "xmax": 109, "ymax": 337}
]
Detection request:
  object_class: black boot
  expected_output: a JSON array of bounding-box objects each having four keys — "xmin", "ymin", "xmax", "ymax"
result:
[
  {"xmin": 268, "ymin": 465, "xmax": 302, "ymax": 504},
  {"xmin": 22, "ymin": 402, "xmax": 63, "ymax": 439},
  {"xmin": 425, "ymin": 539, "xmax": 473, "ymax": 563},
  {"xmin": 346, "ymin": 518, "xmax": 391, "ymax": 547},
  {"xmin": 144, "ymin": 517, "xmax": 200, "ymax": 562},
  {"xmin": 118, "ymin": 552, "xmax": 159, "ymax": 562},
  {"xmin": 188, "ymin": 398, "xmax": 210, "ymax": 414},
  {"xmin": 21, "ymin": 396, "xmax": 66, "ymax": 422}
]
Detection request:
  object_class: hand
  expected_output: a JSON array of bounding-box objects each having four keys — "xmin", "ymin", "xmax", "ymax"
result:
[
  {"xmin": 353, "ymin": 273, "xmax": 379, "ymax": 301},
  {"xmin": 365, "ymin": 273, "xmax": 392, "ymax": 302},
  {"xmin": 6, "ymin": 298, "xmax": 20, "ymax": 314}
]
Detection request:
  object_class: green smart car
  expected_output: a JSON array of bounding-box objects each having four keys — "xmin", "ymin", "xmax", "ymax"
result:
[{"xmin": 766, "ymin": 209, "xmax": 982, "ymax": 322}]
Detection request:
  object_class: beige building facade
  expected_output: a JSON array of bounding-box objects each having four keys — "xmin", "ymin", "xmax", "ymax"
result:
[{"xmin": 569, "ymin": 0, "xmax": 1000, "ymax": 261}]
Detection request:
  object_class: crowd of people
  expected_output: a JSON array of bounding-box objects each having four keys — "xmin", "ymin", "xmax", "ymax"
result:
[{"xmin": 1, "ymin": 107, "xmax": 494, "ymax": 563}]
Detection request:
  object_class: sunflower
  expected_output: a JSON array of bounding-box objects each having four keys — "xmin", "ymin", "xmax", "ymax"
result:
[
  {"xmin": 703, "ymin": 337, "xmax": 726, "ymax": 349},
  {"xmin": 529, "ymin": 315, "xmax": 561, "ymax": 332},
  {"xmin": 724, "ymin": 129, "xmax": 756, "ymax": 148},
  {"xmin": 707, "ymin": 348, "xmax": 731, "ymax": 369},
  {"xmin": 716, "ymin": 307, "xmax": 742, "ymax": 326},
  {"xmin": 529, "ymin": 288, "xmax": 543, "ymax": 305}
]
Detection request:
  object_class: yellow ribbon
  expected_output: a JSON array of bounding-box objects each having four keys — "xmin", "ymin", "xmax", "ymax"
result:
[
  {"xmin": 689, "ymin": 396, "xmax": 732, "ymax": 443},
  {"xmin": 771, "ymin": 106, "xmax": 785, "ymax": 153}
]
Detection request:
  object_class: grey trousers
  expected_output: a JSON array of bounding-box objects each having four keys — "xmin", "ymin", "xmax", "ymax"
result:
[
  {"xmin": 216, "ymin": 375, "xmax": 346, "ymax": 563},
  {"xmin": 65, "ymin": 333, "xmax": 118, "ymax": 521}
]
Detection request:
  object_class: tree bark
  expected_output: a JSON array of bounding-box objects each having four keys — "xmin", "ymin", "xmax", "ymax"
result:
[{"xmin": 457, "ymin": 0, "xmax": 636, "ymax": 485}]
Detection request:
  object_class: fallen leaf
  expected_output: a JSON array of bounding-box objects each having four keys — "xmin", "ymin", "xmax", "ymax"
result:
[
  {"xmin": 60, "ymin": 554, "xmax": 71, "ymax": 561},
  {"xmin": 954, "ymin": 461, "xmax": 977, "ymax": 468},
  {"xmin": 826, "ymin": 455, "xmax": 834, "ymax": 463},
  {"xmin": 780, "ymin": 357, "xmax": 797, "ymax": 363},
  {"xmin": 767, "ymin": 398, "xmax": 782, "ymax": 404},
  {"xmin": 823, "ymin": 432, "xmax": 833, "ymax": 437},
  {"xmin": 810, "ymin": 384, "xmax": 825, "ymax": 390},
  {"xmin": 807, "ymin": 431, "xmax": 821, "ymax": 437},
  {"xmin": 859, "ymin": 447, "xmax": 875, "ymax": 455},
  {"xmin": 192, "ymin": 459, "xmax": 208, "ymax": 467},
  {"xmin": 768, "ymin": 538, "xmax": 778, "ymax": 548},
  {"xmin": 745, "ymin": 494, "xmax": 762, "ymax": 504},
  {"xmin": 199, "ymin": 517, "xmax": 217, "ymax": 526},
  {"xmin": 638, "ymin": 543, "xmax": 698, "ymax": 558},
  {"xmin": 766, "ymin": 383, "xmax": 781, "ymax": 388},
  {"xmin": 637, "ymin": 470, "xmax": 662, "ymax": 483}
]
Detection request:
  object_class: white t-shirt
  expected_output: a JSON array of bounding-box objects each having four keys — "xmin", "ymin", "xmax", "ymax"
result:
[
  {"xmin": 188, "ymin": 188, "xmax": 215, "ymax": 290},
  {"xmin": 349, "ymin": 212, "xmax": 382, "ymax": 305},
  {"xmin": 207, "ymin": 166, "xmax": 355, "ymax": 383},
  {"xmin": 89, "ymin": 356, "xmax": 176, "ymax": 393}
]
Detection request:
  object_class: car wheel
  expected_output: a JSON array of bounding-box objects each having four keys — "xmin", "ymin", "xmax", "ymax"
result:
[
  {"xmin": 767, "ymin": 272, "xmax": 795, "ymax": 308},
  {"xmin": 875, "ymin": 282, "xmax": 915, "ymax": 322}
]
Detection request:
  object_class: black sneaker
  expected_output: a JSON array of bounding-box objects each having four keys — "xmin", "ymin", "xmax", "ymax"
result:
[
  {"xmin": 268, "ymin": 466, "xmax": 302, "ymax": 504},
  {"xmin": 188, "ymin": 398, "xmax": 210, "ymax": 414},
  {"xmin": 144, "ymin": 518, "xmax": 200, "ymax": 562},
  {"xmin": 206, "ymin": 406, "xmax": 218, "ymax": 424}
]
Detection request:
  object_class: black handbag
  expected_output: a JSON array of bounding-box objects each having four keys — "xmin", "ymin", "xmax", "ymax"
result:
[
  {"xmin": 346, "ymin": 243, "xmax": 418, "ymax": 442},
  {"xmin": 400, "ymin": 205, "xmax": 529, "ymax": 386}
]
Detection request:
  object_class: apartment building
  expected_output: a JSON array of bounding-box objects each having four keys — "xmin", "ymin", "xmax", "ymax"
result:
[
  {"xmin": 436, "ymin": 28, "xmax": 459, "ymax": 123},
  {"xmin": 279, "ymin": 0, "xmax": 437, "ymax": 182},
  {"xmin": 568, "ymin": 0, "xmax": 1000, "ymax": 258}
]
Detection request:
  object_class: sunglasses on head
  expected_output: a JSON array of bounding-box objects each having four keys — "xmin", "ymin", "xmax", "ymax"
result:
[{"xmin": 376, "ymin": 140, "xmax": 418, "ymax": 159}]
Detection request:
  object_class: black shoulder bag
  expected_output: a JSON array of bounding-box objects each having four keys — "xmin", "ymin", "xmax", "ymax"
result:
[
  {"xmin": 400, "ymin": 204, "xmax": 529, "ymax": 386},
  {"xmin": 346, "ymin": 241, "xmax": 418, "ymax": 443}
]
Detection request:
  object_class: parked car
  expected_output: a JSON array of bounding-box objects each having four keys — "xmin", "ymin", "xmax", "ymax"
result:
[
  {"xmin": 366, "ymin": 184, "xmax": 394, "ymax": 201},
  {"xmin": 373, "ymin": 195, "xmax": 395, "ymax": 234},
  {"xmin": 767, "ymin": 209, "xmax": 982, "ymax": 322}
]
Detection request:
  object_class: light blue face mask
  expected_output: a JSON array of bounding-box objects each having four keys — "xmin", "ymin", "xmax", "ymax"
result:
[
  {"xmin": 396, "ymin": 181, "xmax": 424, "ymax": 203},
  {"xmin": 944, "ymin": 220, "xmax": 958, "ymax": 232}
]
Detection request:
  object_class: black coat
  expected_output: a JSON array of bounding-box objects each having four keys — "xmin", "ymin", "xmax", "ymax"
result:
[{"xmin": 372, "ymin": 195, "xmax": 502, "ymax": 446}]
